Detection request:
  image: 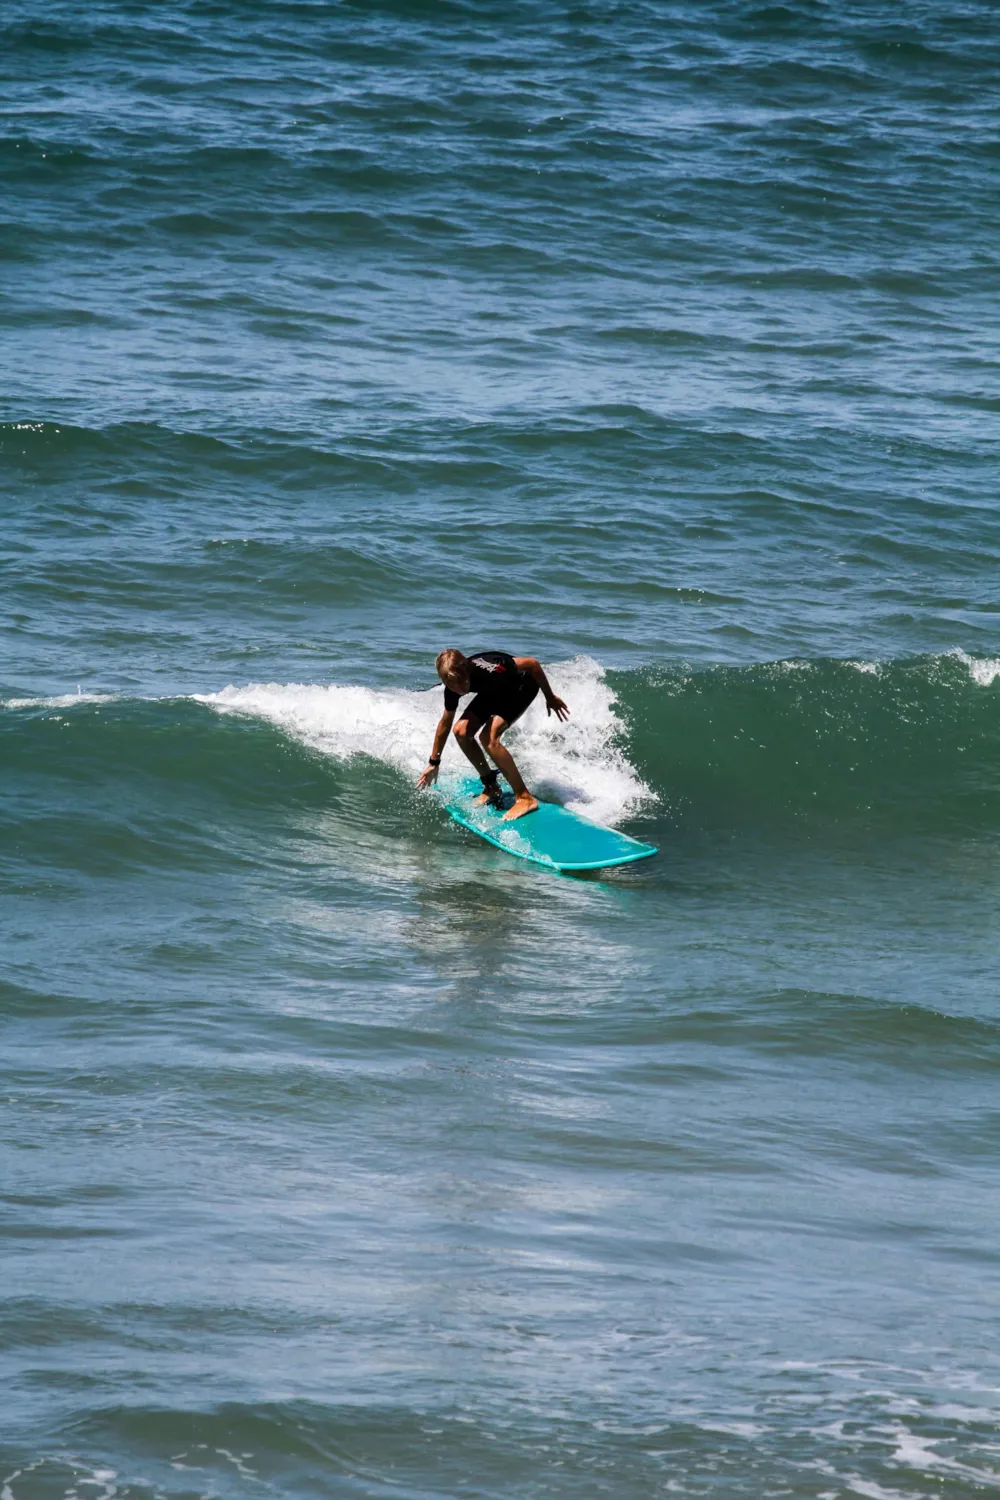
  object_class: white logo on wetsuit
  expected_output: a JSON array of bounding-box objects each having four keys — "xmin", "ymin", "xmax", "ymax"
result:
[{"xmin": 470, "ymin": 657, "xmax": 506, "ymax": 673}]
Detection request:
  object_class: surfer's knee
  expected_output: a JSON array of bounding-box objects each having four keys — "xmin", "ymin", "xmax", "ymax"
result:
[
  {"xmin": 480, "ymin": 724, "xmax": 502, "ymax": 754},
  {"xmin": 453, "ymin": 718, "xmax": 474, "ymax": 743}
]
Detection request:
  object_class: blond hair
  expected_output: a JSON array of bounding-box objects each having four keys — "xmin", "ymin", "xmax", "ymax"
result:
[{"xmin": 436, "ymin": 648, "xmax": 465, "ymax": 679}]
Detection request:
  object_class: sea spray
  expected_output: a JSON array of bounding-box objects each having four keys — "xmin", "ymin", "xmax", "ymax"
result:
[{"xmin": 195, "ymin": 655, "xmax": 653, "ymax": 828}]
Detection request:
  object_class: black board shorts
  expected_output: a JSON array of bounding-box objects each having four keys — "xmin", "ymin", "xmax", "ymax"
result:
[{"xmin": 463, "ymin": 672, "xmax": 539, "ymax": 729}]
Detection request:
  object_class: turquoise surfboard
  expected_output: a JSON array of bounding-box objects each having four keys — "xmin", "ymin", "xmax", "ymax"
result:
[{"xmin": 439, "ymin": 777, "xmax": 658, "ymax": 873}]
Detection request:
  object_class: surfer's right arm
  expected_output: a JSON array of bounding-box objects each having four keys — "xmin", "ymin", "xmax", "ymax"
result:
[{"xmin": 417, "ymin": 709, "xmax": 455, "ymax": 788}]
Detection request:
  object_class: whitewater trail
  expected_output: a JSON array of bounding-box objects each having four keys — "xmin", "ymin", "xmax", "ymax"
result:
[{"xmin": 195, "ymin": 656, "xmax": 653, "ymax": 828}]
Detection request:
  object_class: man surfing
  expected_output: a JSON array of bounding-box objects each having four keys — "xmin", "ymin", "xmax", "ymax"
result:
[{"xmin": 417, "ymin": 649, "xmax": 570, "ymax": 821}]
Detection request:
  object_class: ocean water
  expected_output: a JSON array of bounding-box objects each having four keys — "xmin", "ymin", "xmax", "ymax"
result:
[{"xmin": 3, "ymin": 0, "xmax": 1000, "ymax": 1495}]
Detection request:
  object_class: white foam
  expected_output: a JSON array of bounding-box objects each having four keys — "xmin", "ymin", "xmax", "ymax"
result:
[
  {"xmin": 2, "ymin": 691, "xmax": 117, "ymax": 710},
  {"xmin": 699, "ymin": 1421, "xmax": 766, "ymax": 1440},
  {"xmin": 948, "ymin": 648, "xmax": 1000, "ymax": 687},
  {"xmin": 842, "ymin": 1476, "xmax": 919, "ymax": 1500},
  {"xmin": 888, "ymin": 1425, "xmax": 998, "ymax": 1483},
  {"xmin": 196, "ymin": 655, "xmax": 653, "ymax": 827}
]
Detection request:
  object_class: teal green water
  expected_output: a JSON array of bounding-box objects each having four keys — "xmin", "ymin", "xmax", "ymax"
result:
[{"xmin": 3, "ymin": 2, "xmax": 1000, "ymax": 1495}]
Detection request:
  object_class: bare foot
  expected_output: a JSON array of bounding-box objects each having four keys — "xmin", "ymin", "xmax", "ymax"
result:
[{"xmin": 502, "ymin": 792, "xmax": 538, "ymax": 822}]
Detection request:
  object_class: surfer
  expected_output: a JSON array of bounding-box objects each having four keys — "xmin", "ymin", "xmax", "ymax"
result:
[{"xmin": 417, "ymin": 649, "xmax": 570, "ymax": 821}]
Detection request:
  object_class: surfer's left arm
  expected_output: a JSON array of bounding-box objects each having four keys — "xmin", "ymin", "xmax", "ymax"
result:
[{"xmin": 515, "ymin": 658, "xmax": 570, "ymax": 722}]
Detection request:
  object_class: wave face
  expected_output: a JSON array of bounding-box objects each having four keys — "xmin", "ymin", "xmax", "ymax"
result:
[
  {"xmin": 6, "ymin": 648, "xmax": 1000, "ymax": 854},
  {"xmin": 10, "ymin": 646, "xmax": 1000, "ymax": 842},
  {"xmin": 619, "ymin": 649, "xmax": 1000, "ymax": 838},
  {"xmin": 192, "ymin": 647, "xmax": 1000, "ymax": 846}
]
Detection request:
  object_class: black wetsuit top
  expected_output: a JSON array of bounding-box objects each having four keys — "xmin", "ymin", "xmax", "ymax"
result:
[{"xmin": 443, "ymin": 650, "xmax": 538, "ymax": 724}]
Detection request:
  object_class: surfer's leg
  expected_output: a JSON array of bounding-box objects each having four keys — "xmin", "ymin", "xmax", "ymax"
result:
[
  {"xmin": 454, "ymin": 709, "xmax": 489, "ymax": 773},
  {"xmin": 454, "ymin": 709, "xmax": 500, "ymax": 802},
  {"xmin": 479, "ymin": 717, "xmax": 538, "ymax": 821}
]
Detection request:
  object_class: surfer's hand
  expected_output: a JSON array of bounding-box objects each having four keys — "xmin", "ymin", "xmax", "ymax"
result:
[
  {"xmin": 417, "ymin": 763, "xmax": 439, "ymax": 789},
  {"xmin": 546, "ymin": 695, "xmax": 570, "ymax": 722}
]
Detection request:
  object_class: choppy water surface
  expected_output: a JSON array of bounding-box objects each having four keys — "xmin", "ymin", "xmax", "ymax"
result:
[{"xmin": 3, "ymin": 1, "xmax": 999, "ymax": 1496}]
